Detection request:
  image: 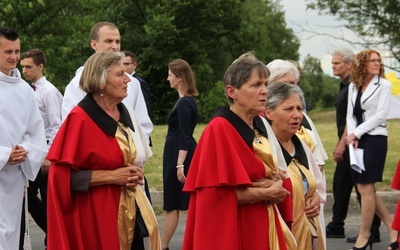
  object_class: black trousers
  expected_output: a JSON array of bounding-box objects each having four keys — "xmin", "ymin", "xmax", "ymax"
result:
[
  {"xmin": 19, "ymin": 172, "xmax": 48, "ymax": 249},
  {"xmin": 328, "ymin": 146, "xmax": 381, "ymax": 232}
]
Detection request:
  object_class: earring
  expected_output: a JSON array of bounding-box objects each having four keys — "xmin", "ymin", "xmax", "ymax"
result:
[{"xmin": 100, "ymin": 93, "xmax": 104, "ymax": 97}]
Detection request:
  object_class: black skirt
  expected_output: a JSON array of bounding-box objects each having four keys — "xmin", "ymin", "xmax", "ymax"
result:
[{"xmin": 352, "ymin": 134, "xmax": 388, "ymax": 184}]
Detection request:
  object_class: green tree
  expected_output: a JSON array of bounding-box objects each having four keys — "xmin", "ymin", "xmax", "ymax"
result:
[
  {"xmin": 306, "ymin": 0, "xmax": 400, "ymax": 71},
  {"xmin": 301, "ymin": 55, "xmax": 324, "ymax": 110},
  {"xmin": 138, "ymin": 0, "xmax": 300, "ymax": 123},
  {"xmin": 0, "ymin": 0, "xmax": 99, "ymax": 91},
  {"xmin": 320, "ymin": 75, "xmax": 339, "ymax": 108},
  {"xmin": 1, "ymin": 0, "xmax": 301, "ymax": 124}
]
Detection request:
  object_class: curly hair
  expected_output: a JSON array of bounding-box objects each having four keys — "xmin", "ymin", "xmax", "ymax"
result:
[{"xmin": 350, "ymin": 49, "xmax": 385, "ymax": 90}]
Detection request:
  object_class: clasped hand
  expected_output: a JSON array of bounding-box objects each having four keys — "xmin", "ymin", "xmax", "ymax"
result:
[
  {"xmin": 253, "ymin": 178, "xmax": 291, "ymax": 204},
  {"xmin": 112, "ymin": 164, "xmax": 144, "ymax": 191},
  {"xmin": 9, "ymin": 145, "xmax": 28, "ymax": 165},
  {"xmin": 304, "ymin": 193, "xmax": 321, "ymax": 218},
  {"xmin": 346, "ymin": 133, "xmax": 359, "ymax": 148}
]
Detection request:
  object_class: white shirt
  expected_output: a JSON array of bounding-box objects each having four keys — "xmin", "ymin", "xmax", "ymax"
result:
[
  {"xmin": 62, "ymin": 66, "xmax": 153, "ymax": 137},
  {"xmin": 33, "ymin": 76, "xmax": 63, "ymax": 147},
  {"xmin": 0, "ymin": 69, "xmax": 47, "ymax": 250}
]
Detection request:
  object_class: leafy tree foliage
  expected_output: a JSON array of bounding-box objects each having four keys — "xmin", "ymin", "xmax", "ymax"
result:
[
  {"xmin": 319, "ymin": 75, "xmax": 339, "ymax": 108},
  {"xmin": 197, "ymin": 81, "xmax": 227, "ymax": 122},
  {"xmin": 1, "ymin": 0, "xmax": 301, "ymax": 124},
  {"xmin": 301, "ymin": 55, "xmax": 324, "ymax": 110},
  {"xmin": 301, "ymin": 55, "xmax": 339, "ymax": 110},
  {"xmin": 0, "ymin": 0, "xmax": 99, "ymax": 92},
  {"xmin": 307, "ymin": 0, "xmax": 400, "ymax": 72}
]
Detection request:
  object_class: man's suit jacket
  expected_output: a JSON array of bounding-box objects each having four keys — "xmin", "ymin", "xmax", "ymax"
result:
[{"xmin": 133, "ymin": 72, "xmax": 151, "ymax": 113}]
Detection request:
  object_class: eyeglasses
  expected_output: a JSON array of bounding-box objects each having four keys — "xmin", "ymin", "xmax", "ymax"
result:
[{"xmin": 367, "ymin": 59, "xmax": 382, "ymax": 64}]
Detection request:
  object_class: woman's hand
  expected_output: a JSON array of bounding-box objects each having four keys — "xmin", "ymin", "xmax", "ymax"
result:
[
  {"xmin": 253, "ymin": 178, "xmax": 291, "ymax": 204},
  {"xmin": 111, "ymin": 164, "xmax": 144, "ymax": 190},
  {"xmin": 264, "ymin": 180, "xmax": 291, "ymax": 204},
  {"xmin": 275, "ymin": 169, "xmax": 287, "ymax": 180},
  {"xmin": 177, "ymin": 167, "xmax": 186, "ymax": 183},
  {"xmin": 346, "ymin": 133, "xmax": 359, "ymax": 148},
  {"xmin": 304, "ymin": 193, "xmax": 321, "ymax": 218},
  {"xmin": 236, "ymin": 179, "xmax": 290, "ymax": 205},
  {"xmin": 252, "ymin": 178, "xmax": 275, "ymax": 188}
]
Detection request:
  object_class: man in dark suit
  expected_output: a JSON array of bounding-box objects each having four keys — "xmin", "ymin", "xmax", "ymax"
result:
[
  {"xmin": 326, "ymin": 47, "xmax": 381, "ymax": 243},
  {"xmin": 122, "ymin": 50, "xmax": 151, "ymax": 113}
]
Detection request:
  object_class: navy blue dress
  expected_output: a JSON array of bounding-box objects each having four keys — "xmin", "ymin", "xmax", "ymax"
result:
[
  {"xmin": 163, "ymin": 96, "xmax": 198, "ymax": 211},
  {"xmin": 353, "ymin": 90, "xmax": 387, "ymax": 184}
]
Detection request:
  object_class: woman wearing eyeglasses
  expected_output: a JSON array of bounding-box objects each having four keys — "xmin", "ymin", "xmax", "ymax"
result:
[{"xmin": 346, "ymin": 49, "xmax": 398, "ymax": 250}]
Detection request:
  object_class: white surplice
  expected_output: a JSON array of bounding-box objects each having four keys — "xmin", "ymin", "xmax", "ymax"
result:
[
  {"xmin": 61, "ymin": 66, "xmax": 153, "ymax": 137},
  {"xmin": 0, "ymin": 69, "xmax": 47, "ymax": 250}
]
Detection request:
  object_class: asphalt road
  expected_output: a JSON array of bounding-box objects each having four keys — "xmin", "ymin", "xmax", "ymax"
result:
[{"xmin": 29, "ymin": 191, "xmax": 399, "ymax": 249}]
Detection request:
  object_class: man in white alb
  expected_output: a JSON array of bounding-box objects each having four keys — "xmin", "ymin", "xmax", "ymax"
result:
[{"xmin": 0, "ymin": 26, "xmax": 47, "ymax": 250}]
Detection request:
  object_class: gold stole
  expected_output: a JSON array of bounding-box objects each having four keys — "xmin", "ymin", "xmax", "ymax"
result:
[
  {"xmin": 288, "ymin": 158, "xmax": 324, "ymax": 250},
  {"xmin": 253, "ymin": 131, "xmax": 297, "ymax": 249},
  {"xmin": 296, "ymin": 126, "xmax": 315, "ymax": 152},
  {"xmin": 116, "ymin": 122, "xmax": 159, "ymax": 250}
]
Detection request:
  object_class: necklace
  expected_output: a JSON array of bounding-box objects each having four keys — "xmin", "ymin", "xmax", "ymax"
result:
[{"xmin": 254, "ymin": 130, "xmax": 262, "ymax": 144}]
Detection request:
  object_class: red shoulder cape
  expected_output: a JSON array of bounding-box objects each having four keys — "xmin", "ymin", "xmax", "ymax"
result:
[
  {"xmin": 47, "ymin": 107, "xmax": 124, "ymax": 250},
  {"xmin": 183, "ymin": 117, "xmax": 287, "ymax": 250},
  {"xmin": 391, "ymin": 160, "xmax": 400, "ymax": 231}
]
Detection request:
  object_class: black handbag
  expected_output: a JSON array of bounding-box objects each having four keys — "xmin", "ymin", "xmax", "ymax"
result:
[{"xmin": 134, "ymin": 201, "xmax": 149, "ymax": 238}]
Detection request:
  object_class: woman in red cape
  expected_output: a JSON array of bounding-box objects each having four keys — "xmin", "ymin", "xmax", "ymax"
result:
[
  {"xmin": 182, "ymin": 56, "xmax": 295, "ymax": 250},
  {"xmin": 46, "ymin": 52, "xmax": 160, "ymax": 250},
  {"xmin": 391, "ymin": 160, "xmax": 400, "ymax": 249}
]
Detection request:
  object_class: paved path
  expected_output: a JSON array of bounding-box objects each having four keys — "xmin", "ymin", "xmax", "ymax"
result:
[{"xmin": 29, "ymin": 191, "xmax": 400, "ymax": 249}]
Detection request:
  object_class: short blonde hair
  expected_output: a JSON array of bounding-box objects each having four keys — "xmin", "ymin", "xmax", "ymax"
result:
[{"xmin": 79, "ymin": 51, "xmax": 124, "ymax": 94}]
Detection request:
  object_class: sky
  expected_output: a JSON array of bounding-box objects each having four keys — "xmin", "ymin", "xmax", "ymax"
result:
[
  {"xmin": 279, "ymin": 0, "xmax": 394, "ymax": 77},
  {"xmin": 280, "ymin": 0, "xmax": 358, "ymax": 76}
]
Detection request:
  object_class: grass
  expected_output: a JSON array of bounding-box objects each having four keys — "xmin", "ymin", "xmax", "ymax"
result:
[{"xmin": 145, "ymin": 110, "xmax": 400, "ymax": 193}]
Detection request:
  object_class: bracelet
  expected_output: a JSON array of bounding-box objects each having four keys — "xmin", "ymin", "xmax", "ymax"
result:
[{"xmin": 176, "ymin": 164, "xmax": 184, "ymax": 169}]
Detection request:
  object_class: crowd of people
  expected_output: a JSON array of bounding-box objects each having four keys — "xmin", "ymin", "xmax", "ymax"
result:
[{"xmin": 0, "ymin": 21, "xmax": 399, "ymax": 250}]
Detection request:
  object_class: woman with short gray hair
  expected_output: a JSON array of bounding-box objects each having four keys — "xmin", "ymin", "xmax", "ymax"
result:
[
  {"xmin": 183, "ymin": 56, "xmax": 296, "ymax": 249},
  {"xmin": 265, "ymin": 82, "xmax": 326, "ymax": 250}
]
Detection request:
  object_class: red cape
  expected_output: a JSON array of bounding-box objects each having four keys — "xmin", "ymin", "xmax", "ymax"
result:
[
  {"xmin": 183, "ymin": 117, "xmax": 287, "ymax": 250},
  {"xmin": 47, "ymin": 107, "xmax": 124, "ymax": 250},
  {"xmin": 391, "ymin": 160, "xmax": 400, "ymax": 231}
]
